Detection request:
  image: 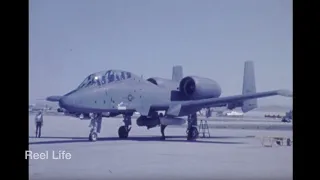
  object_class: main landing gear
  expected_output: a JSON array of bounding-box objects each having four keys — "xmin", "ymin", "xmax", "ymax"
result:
[
  {"xmin": 155, "ymin": 113, "xmax": 167, "ymax": 141},
  {"xmin": 118, "ymin": 115, "xmax": 132, "ymax": 139},
  {"xmin": 160, "ymin": 124, "xmax": 167, "ymax": 140},
  {"xmin": 159, "ymin": 112, "xmax": 198, "ymax": 141},
  {"xmin": 88, "ymin": 113, "xmax": 102, "ymax": 142},
  {"xmin": 186, "ymin": 113, "xmax": 199, "ymax": 141}
]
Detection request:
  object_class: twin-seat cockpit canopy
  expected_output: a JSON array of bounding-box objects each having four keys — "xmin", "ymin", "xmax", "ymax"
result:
[{"xmin": 77, "ymin": 70, "xmax": 137, "ymax": 89}]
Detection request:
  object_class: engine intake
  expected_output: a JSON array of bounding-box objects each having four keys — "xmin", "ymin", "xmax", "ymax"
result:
[{"xmin": 179, "ymin": 76, "xmax": 221, "ymax": 99}]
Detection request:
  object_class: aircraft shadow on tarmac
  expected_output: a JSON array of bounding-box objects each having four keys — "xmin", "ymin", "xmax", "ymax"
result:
[{"xmin": 29, "ymin": 135, "xmax": 250, "ymax": 145}]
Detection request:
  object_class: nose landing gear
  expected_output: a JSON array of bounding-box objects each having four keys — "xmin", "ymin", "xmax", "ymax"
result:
[
  {"xmin": 88, "ymin": 113, "xmax": 102, "ymax": 142},
  {"xmin": 89, "ymin": 131, "xmax": 98, "ymax": 141}
]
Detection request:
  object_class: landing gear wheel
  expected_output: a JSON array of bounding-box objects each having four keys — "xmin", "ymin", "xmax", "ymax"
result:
[
  {"xmin": 89, "ymin": 132, "xmax": 98, "ymax": 142},
  {"xmin": 187, "ymin": 127, "xmax": 199, "ymax": 141},
  {"xmin": 118, "ymin": 126, "xmax": 129, "ymax": 139}
]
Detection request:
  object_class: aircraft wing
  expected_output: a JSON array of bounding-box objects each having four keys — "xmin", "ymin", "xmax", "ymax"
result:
[{"xmin": 163, "ymin": 89, "xmax": 292, "ymax": 117}]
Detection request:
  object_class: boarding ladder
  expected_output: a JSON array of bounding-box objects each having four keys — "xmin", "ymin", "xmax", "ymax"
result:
[{"xmin": 198, "ymin": 120, "xmax": 210, "ymax": 138}]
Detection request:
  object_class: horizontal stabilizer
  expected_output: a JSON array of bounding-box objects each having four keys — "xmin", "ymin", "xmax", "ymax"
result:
[{"xmin": 276, "ymin": 89, "xmax": 293, "ymax": 97}]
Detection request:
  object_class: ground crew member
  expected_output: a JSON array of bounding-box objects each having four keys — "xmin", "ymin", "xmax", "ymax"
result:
[
  {"xmin": 205, "ymin": 108, "xmax": 212, "ymax": 118},
  {"xmin": 35, "ymin": 111, "xmax": 43, "ymax": 138}
]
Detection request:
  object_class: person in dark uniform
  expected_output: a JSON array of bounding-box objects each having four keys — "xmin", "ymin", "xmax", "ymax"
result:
[
  {"xmin": 205, "ymin": 108, "xmax": 212, "ymax": 118},
  {"xmin": 35, "ymin": 111, "xmax": 43, "ymax": 138}
]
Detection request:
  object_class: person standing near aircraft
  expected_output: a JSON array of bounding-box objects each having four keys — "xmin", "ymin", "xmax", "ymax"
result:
[
  {"xmin": 35, "ymin": 111, "xmax": 43, "ymax": 138},
  {"xmin": 205, "ymin": 108, "xmax": 212, "ymax": 118}
]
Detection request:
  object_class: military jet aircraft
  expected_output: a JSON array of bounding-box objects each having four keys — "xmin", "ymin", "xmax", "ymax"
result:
[{"xmin": 47, "ymin": 61, "xmax": 292, "ymax": 141}]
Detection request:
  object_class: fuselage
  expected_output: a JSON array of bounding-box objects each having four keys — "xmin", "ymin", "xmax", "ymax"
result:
[
  {"xmin": 59, "ymin": 77, "xmax": 172, "ymax": 113},
  {"xmin": 57, "ymin": 69, "xmax": 222, "ymax": 116}
]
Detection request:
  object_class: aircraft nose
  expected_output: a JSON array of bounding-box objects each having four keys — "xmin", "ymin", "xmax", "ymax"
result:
[
  {"xmin": 59, "ymin": 94, "xmax": 83, "ymax": 112},
  {"xmin": 59, "ymin": 96, "xmax": 71, "ymax": 109}
]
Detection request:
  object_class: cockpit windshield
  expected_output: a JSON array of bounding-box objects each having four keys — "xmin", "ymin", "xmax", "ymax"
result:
[{"xmin": 77, "ymin": 70, "xmax": 135, "ymax": 89}]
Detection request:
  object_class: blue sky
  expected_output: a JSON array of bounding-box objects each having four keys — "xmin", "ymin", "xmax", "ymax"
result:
[{"xmin": 29, "ymin": 0, "xmax": 292, "ymax": 106}]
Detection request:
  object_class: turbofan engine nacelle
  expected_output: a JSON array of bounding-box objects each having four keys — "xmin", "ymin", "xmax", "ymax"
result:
[
  {"xmin": 147, "ymin": 77, "xmax": 179, "ymax": 90},
  {"xmin": 179, "ymin": 76, "xmax": 222, "ymax": 99}
]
